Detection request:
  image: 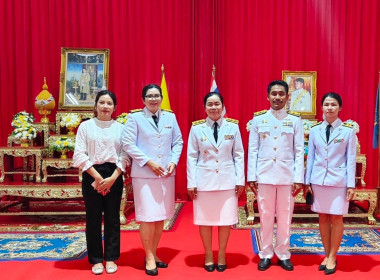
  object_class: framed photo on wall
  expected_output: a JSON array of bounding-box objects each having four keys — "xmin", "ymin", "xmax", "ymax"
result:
[
  {"xmin": 59, "ymin": 48, "xmax": 110, "ymax": 110},
  {"xmin": 282, "ymin": 71, "xmax": 317, "ymax": 117}
]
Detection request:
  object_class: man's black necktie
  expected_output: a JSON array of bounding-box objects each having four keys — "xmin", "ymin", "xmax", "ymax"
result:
[
  {"xmin": 152, "ymin": 115, "xmax": 158, "ymax": 127},
  {"xmin": 326, "ymin": 124, "xmax": 332, "ymax": 143},
  {"xmin": 213, "ymin": 122, "xmax": 218, "ymax": 142}
]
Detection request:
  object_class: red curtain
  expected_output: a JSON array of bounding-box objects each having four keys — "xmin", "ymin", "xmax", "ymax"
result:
[{"xmin": 0, "ymin": 0, "xmax": 379, "ymax": 199}]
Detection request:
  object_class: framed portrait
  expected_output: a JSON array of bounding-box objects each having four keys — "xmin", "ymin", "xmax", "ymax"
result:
[
  {"xmin": 282, "ymin": 71, "xmax": 317, "ymax": 117},
  {"xmin": 59, "ymin": 48, "xmax": 110, "ymax": 110}
]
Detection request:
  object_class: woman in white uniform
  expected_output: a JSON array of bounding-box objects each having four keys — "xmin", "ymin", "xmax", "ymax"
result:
[
  {"xmin": 122, "ymin": 84, "xmax": 183, "ymax": 276},
  {"xmin": 304, "ymin": 92, "xmax": 356, "ymax": 275},
  {"xmin": 187, "ymin": 92, "xmax": 245, "ymax": 272},
  {"xmin": 73, "ymin": 90, "xmax": 130, "ymax": 275}
]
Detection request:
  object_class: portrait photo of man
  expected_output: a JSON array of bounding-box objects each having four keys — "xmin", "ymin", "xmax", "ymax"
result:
[{"xmin": 289, "ymin": 78, "xmax": 311, "ymax": 112}]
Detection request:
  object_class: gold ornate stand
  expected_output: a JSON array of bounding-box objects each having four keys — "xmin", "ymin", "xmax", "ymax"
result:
[
  {"xmin": 245, "ymin": 188, "xmax": 378, "ymax": 225},
  {"xmin": 0, "ymin": 147, "xmax": 49, "ymax": 182},
  {"xmin": 0, "ymin": 182, "xmax": 132, "ymax": 224},
  {"xmin": 41, "ymin": 158, "xmax": 82, "ymax": 183}
]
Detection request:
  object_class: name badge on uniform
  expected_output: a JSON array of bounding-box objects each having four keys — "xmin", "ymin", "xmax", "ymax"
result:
[
  {"xmin": 261, "ymin": 119, "xmax": 268, "ymax": 124},
  {"xmin": 334, "ymin": 139, "xmax": 344, "ymax": 143},
  {"xmin": 200, "ymin": 137, "xmax": 207, "ymax": 142},
  {"xmin": 224, "ymin": 135, "xmax": 234, "ymax": 140},
  {"xmin": 282, "ymin": 121, "xmax": 293, "ymax": 128},
  {"xmin": 164, "ymin": 125, "xmax": 172, "ymax": 129}
]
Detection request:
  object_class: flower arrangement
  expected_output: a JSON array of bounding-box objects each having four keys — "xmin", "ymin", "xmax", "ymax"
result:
[
  {"xmin": 11, "ymin": 111, "xmax": 37, "ymax": 141},
  {"xmin": 12, "ymin": 123, "xmax": 37, "ymax": 140},
  {"xmin": 60, "ymin": 113, "xmax": 81, "ymax": 128},
  {"xmin": 11, "ymin": 111, "xmax": 35, "ymax": 128},
  {"xmin": 116, "ymin": 113, "xmax": 128, "ymax": 124},
  {"xmin": 50, "ymin": 137, "xmax": 76, "ymax": 152},
  {"xmin": 345, "ymin": 119, "xmax": 360, "ymax": 134},
  {"xmin": 302, "ymin": 119, "xmax": 315, "ymax": 135}
]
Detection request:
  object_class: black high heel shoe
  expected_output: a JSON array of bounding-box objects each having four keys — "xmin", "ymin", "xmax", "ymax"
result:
[
  {"xmin": 324, "ymin": 261, "xmax": 337, "ymax": 275},
  {"xmin": 156, "ymin": 261, "xmax": 168, "ymax": 268},
  {"xmin": 216, "ymin": 264, "xmax": 227, "ymax": 272},
  {"xmin": 318, "ymin": 264, "xmax": 326, "ymax": 271},
  {"xmin": 145, "ymin": 261, "xmax": 158, "ymax": 276},
  {"xmin": 204, "ymin": 264, "xmax": 215, "ymax": 272}
]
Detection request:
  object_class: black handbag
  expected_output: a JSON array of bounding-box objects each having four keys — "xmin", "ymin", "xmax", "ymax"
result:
[{"xmin": 306, "ymin": 192, "xmax": 314, "ymax": 205}]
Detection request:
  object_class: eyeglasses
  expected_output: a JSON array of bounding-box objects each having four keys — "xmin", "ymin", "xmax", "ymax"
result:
[{"xmin": 145, "ymin": 94, "xmax": 162, "ymax": 100}]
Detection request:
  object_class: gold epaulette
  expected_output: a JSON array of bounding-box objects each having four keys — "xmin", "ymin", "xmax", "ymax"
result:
[
  {"xmin": 342, "ymin": 122, "xmax": 354, "ymax": 129},
  {"xmin": 161, "ymin": 108, "xmax": 173, "ymax": 113},
  {"xmin": 311, "ymin": 121, "xmax": 322, "ymax": 128},
  {"xmin": 226, "ymin": 118, "xmax": 239, "ymax": 124},
  {"xmin": 192, "ymin": 119, "xmax": 206, "ymax": 126},
  {"xmin": 129, "ymin": 109, "xmax": 142, "ymax": 113},
  {"xmin": 288, "ymin": 111, "xmax": 301, "ymax": 117},
  {"xmin": 254, "ymin": 110, "xmax": 267, "ymax": 116}
]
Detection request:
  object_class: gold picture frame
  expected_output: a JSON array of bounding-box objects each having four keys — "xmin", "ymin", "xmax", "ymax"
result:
[
  {"xmin": 59, "ymin": 48, "xmax": 110, "ymax": 110},
  {"xmin": 282, "ymin": 71, "xmax": 317, "ymax": 118}
]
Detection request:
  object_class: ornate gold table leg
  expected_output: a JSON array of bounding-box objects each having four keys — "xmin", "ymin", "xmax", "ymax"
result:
[
  {"xmin": 41, "ymin": 160, "xmax": 48, "ymax": 183},
  {"xmin": 352, "ymin": 190, "xmax": 378, "ymax": 225},
  {"xmin": 35, "ymin": 154, "xmax": 42, "ymax": 182},
  {"xmin": 246, "ymin": 188, "xmax": 256, "ymax": 225},
  {"xmin": 0, "ymin": 153, "xmax": 4, "ymax": 182}
]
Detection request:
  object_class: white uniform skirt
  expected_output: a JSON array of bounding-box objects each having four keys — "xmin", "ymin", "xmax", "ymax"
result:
[
  {"xmin": 132, "ymin": 176, "xmax": 175, "ymax": 222},
  {"xmin": 193, "ymin": 189, "xmax": 238, "ymax": 226},
  {"xmin": 311, "ymin": 184, "xmax": 349, "ymax": 215}
]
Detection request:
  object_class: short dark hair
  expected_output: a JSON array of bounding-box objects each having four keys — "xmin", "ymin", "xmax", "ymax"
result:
[
  {"xmin": 267, "ymin": 80, "xmax": 289, "ymax": 95},
  {"xmin": 321, "ymin": 92, "xmax": 342, "ymax": 107},
  {"xmin": 94, "ymin": 90, "xmax": 117, "ymax": 117},
  {"xmin": 142, "ymin": 84, "xmax": 163, "ymax": 99},
  {"xmin": 295, "ymin": 78, "xmax": 305, "ymax": 84},
  {"xmin": 95, "ymin": 90, "xmax": 117, "ymax": 106},
  {"xmin": 203, "ymin": 92, "xmax": 224, "ymax": 107}
]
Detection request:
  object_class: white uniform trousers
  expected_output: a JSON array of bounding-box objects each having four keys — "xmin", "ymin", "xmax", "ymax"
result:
[{"xmin": 257, "ymin": 184, "xmax": 294, "ymax": 260}]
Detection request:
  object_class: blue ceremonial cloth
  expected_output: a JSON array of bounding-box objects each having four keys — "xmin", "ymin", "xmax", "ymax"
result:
[
  {"xmin": 251, "ymin": 229, "xmax": 380, "ymax": 255},
  {"xmin": 373, "ymin": 85, "xmax": 379, "ymax": 149},
  {"xmin": 0, "ymin": 232, "xmax": 87, "ymax": 261}
]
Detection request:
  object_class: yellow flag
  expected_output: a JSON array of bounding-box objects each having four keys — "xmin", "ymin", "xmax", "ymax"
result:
[{"xmin": 160, "ymin": 72, "xmax": 171, "ymax": 110}]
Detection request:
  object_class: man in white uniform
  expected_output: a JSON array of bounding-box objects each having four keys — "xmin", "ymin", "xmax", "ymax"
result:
[
  {"xmin": 289, "ymin": 78, "xmax": 311, "ymax": 112},
  {"xmin": 247, "ymin": 80, "xmax": 304, "ymax": 271}
]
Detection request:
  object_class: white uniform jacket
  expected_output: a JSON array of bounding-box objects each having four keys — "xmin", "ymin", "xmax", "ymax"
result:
[
  {"xmin": 121, "ymin": 107, "xmax": 183, "ymax": 178},
  {"xmin": 305, "ymin": 119, "xmax": 356, "ymax": 188},
  {"xmin": 247, "ymin": 108, "xmax": 304, "ymax": 185},
  {"xmin": 187, "ymin": 117, "xmax": 245, "ymax": 191}
]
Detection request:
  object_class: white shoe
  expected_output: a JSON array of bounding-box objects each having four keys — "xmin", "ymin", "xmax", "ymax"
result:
[
  {"xmin": 106, "ymin": 264, "xmax": 118, "ymax": 274},
  {"xmin": 92, "ymin": 264, "xmax": 104, "ymax": 275}
]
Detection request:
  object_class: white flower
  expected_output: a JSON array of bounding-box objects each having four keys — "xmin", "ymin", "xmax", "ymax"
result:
[
  {"xmin": 345, "ymin": 119, "xmax": 360, "ymax": 134},
  {"xmin": 116, "ymin": 113, "xmax": 128, "ymax": 125},
  {"xmin": 302, "ymin": 119, "xmax": 314, "ymax": 134},
  {"xmin": 246, "ymin": 120, "xmax": 252, "ymax": 132},
  {"xmin": 60, "ymin": 113, "xmax": 81, "ymax": 128},
  {"xmin": 12, "ymin": 123, "xmax": 37, "ymax": 140},
  {"xmin": 11, "ymin": 111, "xmax": 35, "ymax": 128},
  {"xmin": 51, "ymin": 137, "xmax": 76, "ymax": 152}
]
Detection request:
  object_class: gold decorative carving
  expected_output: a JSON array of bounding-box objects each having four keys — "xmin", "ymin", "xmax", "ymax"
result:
[
  {"xmin": 0, "ymin": 182, "xmax": 132, "ymax": 224},
  {"xmin": 356, "ymin": 154, "xmax": 367, "ymax": 187},
  {"xmin": 41, "ymin": 158, "xmax": 82, "ymax": 183},
  {"xmin": 245, "ymin": 188, "xmax": 378, "ymax": 225},
  {"xmin": 0, "ymin": 147, "xmax": 48, "ymax": 182}
]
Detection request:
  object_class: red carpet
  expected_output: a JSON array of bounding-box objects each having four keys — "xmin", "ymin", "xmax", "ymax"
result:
[{"xmin": 1, "ymin": 202, "xmax": 380, "ymax": 280}]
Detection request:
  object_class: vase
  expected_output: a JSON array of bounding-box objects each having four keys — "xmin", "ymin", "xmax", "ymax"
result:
[
  {"xmin": 20, "ymin": 138, "xmax": 31, "ymax": 147},
  {"xmin": 60, "ymin": 148, "xmax": 68, "ymax": 159},
  {"xmin": 67, "ymin": 126, "xmax": 75, "ymax": 136}
]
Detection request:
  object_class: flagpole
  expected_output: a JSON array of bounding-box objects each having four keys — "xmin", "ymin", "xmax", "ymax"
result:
[
  {"xmin": 377, "ymin": 72, "xmax": 380, "ymax": 214},
  {"xmin": 212, "ymin": 64, "xmax": 216, "ymax": 77},
  {"xmin": 161, "ymin": 64, "xmax": 164, "ymax": 76}
]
